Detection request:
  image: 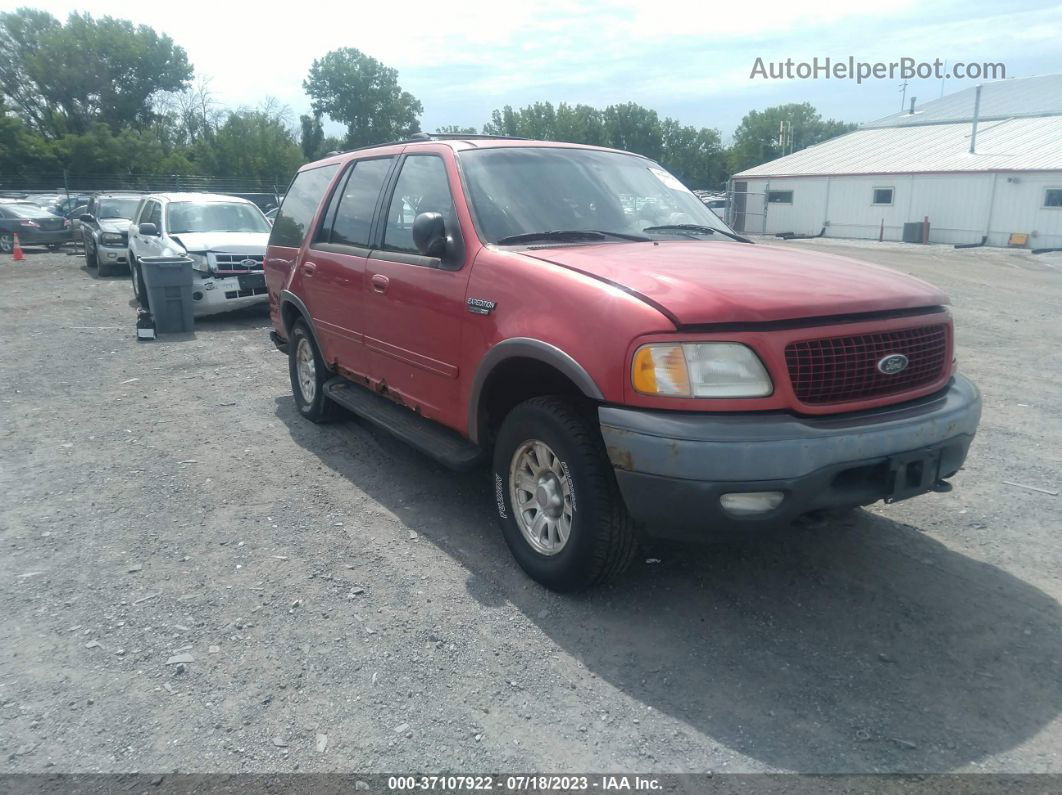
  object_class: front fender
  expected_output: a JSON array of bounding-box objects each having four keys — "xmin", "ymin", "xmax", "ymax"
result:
[{"xmin": 466, "ymin": 338, "xmax": 603, "ymax": 444}]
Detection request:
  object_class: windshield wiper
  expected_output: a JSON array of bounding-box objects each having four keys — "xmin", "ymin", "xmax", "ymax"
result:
[
  {"xmin": 643, "ymin": 224, "xmax": 753, "ymax": 244},
  {"xmin": 494, "ymin": 229, "xmax": 650, "ymax": 245}
]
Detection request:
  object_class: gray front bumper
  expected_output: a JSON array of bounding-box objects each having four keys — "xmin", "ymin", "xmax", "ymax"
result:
[{"xmin": 599, "ymin": 375, "xmax": 981, "ymax": 538}]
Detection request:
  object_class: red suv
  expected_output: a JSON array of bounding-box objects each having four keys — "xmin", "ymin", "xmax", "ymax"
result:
[{"xmin": 265, "ymin": 134, "xmax": 981, "ymax": 591}]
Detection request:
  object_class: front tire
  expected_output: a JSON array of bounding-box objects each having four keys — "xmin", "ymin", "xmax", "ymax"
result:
[
  {"xmin": 288, "ymin": 321, "xmax": 339, "ymax": 423},
  {"xmin": 130, "ymin": 255, "xmax": 149, "ymax": 308},
  {"xmin": 85, "ymin": 242, "xmax": 98, "ymax": 268},
  {"xmin": 97, "ymin": 246, "xmax": 115, "ymax": 276},
  {"xmin": 493, "ymin": 397, "xmax": 637, "ymax": 591}
]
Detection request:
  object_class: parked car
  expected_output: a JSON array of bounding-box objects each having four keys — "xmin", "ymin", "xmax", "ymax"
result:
[
  {"xmin": 0, "ymin": 202, "xmax": 72, "ymax": 252},
  {"xmin": 265, "ymin": 135, "xmax": 981, "ymax": 591},
  {"xmin": 265, "ymin": 207, "xmax": 278, "ymax": 223},
  {"xmin": 127, "ymin": 192, "xmax": 272, "ymax": 316},
  {"xmin": 80, "ymin": 193, "xmax": 142, "ymax": 276},
  {"xmin": 68, "ymin": 204, "xmax": 88, "ymax": 233},
  {"xmin": 26, "ymin": 194, "xmax": 61, "ymax": 209}
]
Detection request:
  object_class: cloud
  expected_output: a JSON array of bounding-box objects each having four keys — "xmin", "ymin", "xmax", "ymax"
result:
[{"xmin": 31, "ymin": 0, "xmax": 1062, "ymax": 136}]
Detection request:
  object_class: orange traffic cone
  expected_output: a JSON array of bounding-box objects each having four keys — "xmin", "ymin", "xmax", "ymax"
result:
[{"xmin": 12, "ymin": 233, "xmax": 25, "ymax": 262}]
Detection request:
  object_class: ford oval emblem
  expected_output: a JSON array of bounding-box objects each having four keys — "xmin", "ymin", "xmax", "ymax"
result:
[
  {"xmin": 240, "ymin": 258, "xmax": 258, "ymax": 268},
  {"xmin": 878, "ymin": 353, "xmax": 910, "ymax": 375}
]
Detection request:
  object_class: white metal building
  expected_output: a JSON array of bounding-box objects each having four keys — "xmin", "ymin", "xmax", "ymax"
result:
[{"xmin": 729, "ymin": 74, "xmax": 1062, "ymax": 248}]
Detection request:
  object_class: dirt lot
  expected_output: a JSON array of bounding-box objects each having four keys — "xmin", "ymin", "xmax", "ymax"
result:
[{"xmin": 1, "ymin": 239, "xmax": 1061, "ymax": 774}]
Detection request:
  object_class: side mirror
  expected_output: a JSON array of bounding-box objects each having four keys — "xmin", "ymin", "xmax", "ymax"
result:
[
  {"xmin": 79, "ymin": 213, "xmax": 94, "ymax": 223},
  {"xmin": 138, "ymin": 222, "xmax": 158, "ymax": 236},
  {"xmin": 411, "ymin": 212, "xmax": 447, "ymax": 259}
]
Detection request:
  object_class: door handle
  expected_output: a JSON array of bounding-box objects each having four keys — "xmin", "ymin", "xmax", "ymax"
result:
[
  {"xmin": 302, "ymin": 261, "xmax": 317, "ymax": 277},
  {"xmin": 370, "ymin": 274, "xmax": 389, "ymax": 293}
]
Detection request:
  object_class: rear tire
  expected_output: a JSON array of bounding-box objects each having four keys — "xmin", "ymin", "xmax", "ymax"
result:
[
  {"xmin": 0, "ymin": 233, "xmax": 12, "ymax": 254},
  {"xmin": 288, "ymin": 320, "xmax": 340, "ymax": 423},
  {"xmin": 492, "ymin": 396, "xmax": 638, "ymax": 591}
]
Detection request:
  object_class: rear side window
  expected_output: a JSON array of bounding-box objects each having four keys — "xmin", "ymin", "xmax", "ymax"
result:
[
  {"xmin": 270, "ymin": 164, "xmax": 339, "ymax": 248},
  {"xmin": 330, "ymin": 158, "xmax": 392, "ymax": 247}
]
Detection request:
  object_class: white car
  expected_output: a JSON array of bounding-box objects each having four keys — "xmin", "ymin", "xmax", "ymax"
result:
[{"xmin": 127, "ymin": 192, "xmax": 271, "ymax": 316}]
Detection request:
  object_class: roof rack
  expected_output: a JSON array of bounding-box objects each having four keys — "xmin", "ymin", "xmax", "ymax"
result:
[
  {"xmin": 410, "ymin": 133, "xmax": 528, "ymax": 141},
  {"xmin": 323, "ymin": 132, "xmax": 528, "ymax": 158}
]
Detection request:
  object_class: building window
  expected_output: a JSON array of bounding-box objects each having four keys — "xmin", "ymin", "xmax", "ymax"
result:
[
  {"xmin": 1044, "ymin": 189, "xmax": 1062, "ymax": 208},
  {"xmin": 872, "ymin": 187, "xmax": 894, "ymax": 205},
  {"xmin": 767, "ymin": 190, "xmax": 793, "ymax": 204}
]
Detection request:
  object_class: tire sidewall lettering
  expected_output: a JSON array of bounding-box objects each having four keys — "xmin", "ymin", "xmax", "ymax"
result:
[
  {"xmin": 560, "ymin": 460, "xmax": 576, "ymax": 514},
  {"xmin": 494, "ymin": 472, "xmax": 508, "ymax": 519}
]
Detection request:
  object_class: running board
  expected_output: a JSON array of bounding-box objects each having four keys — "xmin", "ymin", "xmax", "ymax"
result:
[{"xmin": 323, "ymin": 377, "xmax": 484, "ymax": 472}]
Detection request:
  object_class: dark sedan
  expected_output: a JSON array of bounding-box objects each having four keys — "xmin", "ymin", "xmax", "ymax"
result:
[{"xmin": 0, "ymin": 203, "xmax": 72, "ymax": 252}]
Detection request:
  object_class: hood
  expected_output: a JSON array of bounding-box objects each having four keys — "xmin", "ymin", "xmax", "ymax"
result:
[
  {"xmin": 98, "ymin": 218, "xmax": 131, "ymax": 233},
  {"xmin": 170, "ymin": 231, "xmax": 269, "ymax": 254},
  {"xmin": 523, "ymin": 240, "xmax": 948, "ymax": 326}
]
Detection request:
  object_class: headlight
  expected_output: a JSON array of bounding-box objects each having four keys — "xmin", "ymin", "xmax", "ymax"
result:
[
  {"xmin": 632, "ymin": 342, "xmax": 772, "ymax": 398},
  {"xmin": 188, "ymin": 253, "xmax": 210, "ymax": 273},
  {"xmin": 100, "ymin": 232, "xmax": 124, "ymax": 245}
]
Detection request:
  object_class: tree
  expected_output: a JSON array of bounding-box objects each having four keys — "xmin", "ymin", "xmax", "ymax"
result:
[
  {"xmin": 195, "ymin": 104, "xmax": 304, "ymax": 185},
  {"xmin": 553, "ymin": 104, "xmax": 605, "ymax": 145},
  {"xmin": 728, "ymin": 102, "xmax": 857, "ymax": 175},
  {"xmin": 0, "ymin": 98, "xmax": 61, "ymax": 184},
  {"xmin": 155, "ymin": 78, "xmax": 223, "ymax": 149},
  {"xmin": 0, "ymin": 9, "xmax": 192, "ymax": 137},
  {"xmin": 299, "ymin": 111, "xmax": 325, "ymax": 159},
  {"xmin": 482, "ymin": 102, "xmax": 605, "ymax": 145},
  {"xmin": 436, "ymin": 124, "xmax": 478, "ymax": 135},
  {"xmin": 601, "ymin": 102, "xmax": 663, "ymax": 161},
  {"xmin": 303, "ymin": 48, "xmax": 422, "ymax": 149},
  {"xmin": 659, "ymin": 118, "xmax": 726, "ymax": 190}
]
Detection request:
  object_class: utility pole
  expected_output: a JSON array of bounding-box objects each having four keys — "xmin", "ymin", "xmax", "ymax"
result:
[
  {"xmin": 777, "ymin": 119, "xmax": 793, "ymax": 156},
  {"xmin": 899, "ymin": 80, "xmax": 910, "ymax": 110}
]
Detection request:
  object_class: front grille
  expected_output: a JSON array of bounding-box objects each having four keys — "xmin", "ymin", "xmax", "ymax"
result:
[
  {"xmin": 212, "ymin": 253, "xmax": 263, "ymax": 272},
  {"xmin": 225, "ymin": 287, "xmax": 268, "ymax": 299},
  {"xmin": 785, "ymin": 324, "xmax": 948, "ymax": 404}
]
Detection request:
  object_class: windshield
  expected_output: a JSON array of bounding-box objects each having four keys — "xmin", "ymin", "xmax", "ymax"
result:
[
  {"xmin": 458, "ymin": 147, "xmax": 732, "ymax": 244},
  {"xmin": 166, "ymin": 201, "xmax": 270, "ymax": 234},
  {"xmin": 97, "ymin": 198, "xmax": 140, "ymax": 219}
]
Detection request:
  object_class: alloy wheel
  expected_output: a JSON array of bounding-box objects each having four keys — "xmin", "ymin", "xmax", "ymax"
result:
[
  {"xmin": 296, "ymin": 337, "xmax": 317, "ymax": 404},
  {"xmin": 509, "ymin": 439, "xmax": 573, "ymax": 555}
]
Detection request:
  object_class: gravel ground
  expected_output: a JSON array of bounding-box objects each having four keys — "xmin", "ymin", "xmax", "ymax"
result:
[{"xmin": 1, "ymin": 240, "xmax": 1061, "ymax": 775}]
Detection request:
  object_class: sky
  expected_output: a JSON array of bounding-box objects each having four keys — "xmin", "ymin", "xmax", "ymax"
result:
[{"xmin": 15, "ymin": 0, "xmax": 1062, "ymax": 140}]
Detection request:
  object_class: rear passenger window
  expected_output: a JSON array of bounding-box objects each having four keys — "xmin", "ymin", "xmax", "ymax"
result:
[
  {"xmin": 382, "ymin": 156, "xmax": 456, "ymax": 253},
  {"xmin": 270, "ymin": 164, "xmax": 339, "ymax": 248},
  {"xmin": 330, "ymin": 158, "xmax": 392, "ymax": 248}
]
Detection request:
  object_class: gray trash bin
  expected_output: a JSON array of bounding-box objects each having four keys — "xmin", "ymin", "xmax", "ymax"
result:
[{"xmin": 140, "ymin": 256, "xmax": 194, "ymax": 334}]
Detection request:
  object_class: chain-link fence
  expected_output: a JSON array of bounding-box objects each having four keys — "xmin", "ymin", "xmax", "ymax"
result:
[
  {"xmin": 0, "ymin": 172, "xmax": 287, "ymax": 196},
  {"xmin": 725, "ymin": 181, "xmax": 768, "ymax": 234}
]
